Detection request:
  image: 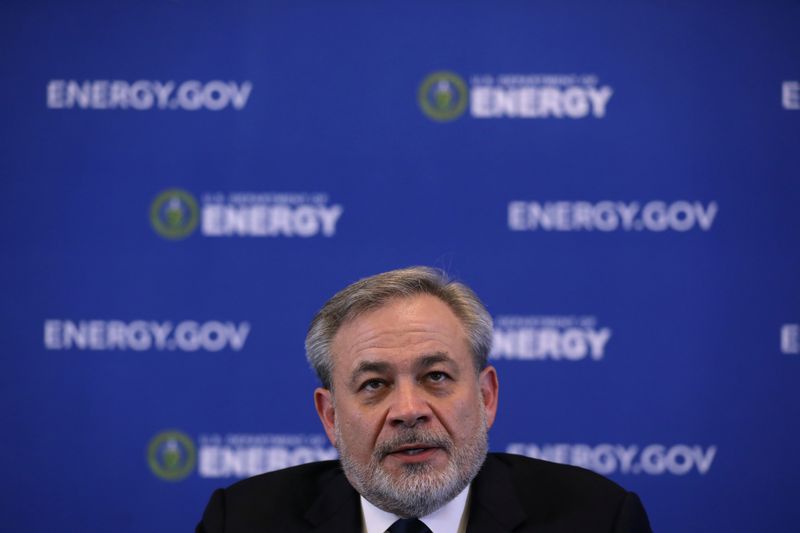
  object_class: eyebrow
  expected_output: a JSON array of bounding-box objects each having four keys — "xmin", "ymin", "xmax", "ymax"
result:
[
  {"xmin": 417, "ymin": 352, "xmax": 455, "ymax": 370},
  {"xmin": 348, "ymin": 352, "xmax": 457, "ymax": 388},
  {"xmin": 349, "ymin": 360, "xmax": 392, "ymax": 388}
]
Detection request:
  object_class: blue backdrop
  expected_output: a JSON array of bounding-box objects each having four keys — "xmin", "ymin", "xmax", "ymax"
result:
[{"xmin": 2, "ymin": 1, "xmax": 799, "ymax": 531}]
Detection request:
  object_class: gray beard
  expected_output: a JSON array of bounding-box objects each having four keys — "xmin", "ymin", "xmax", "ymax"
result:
[{"xmin": 335, "ymin": 411, "xmax": 488, "ymax": 518}]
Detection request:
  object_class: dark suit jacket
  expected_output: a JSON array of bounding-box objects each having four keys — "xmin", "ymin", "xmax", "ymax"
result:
[{"xmin": 196, "ymin": 453, "xmax": 652, "ymax": 532}]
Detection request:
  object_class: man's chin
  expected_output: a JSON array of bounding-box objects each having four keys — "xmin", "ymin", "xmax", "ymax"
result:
[
  {"xmin": 364, "ymin": 464, "xmax": 461, "ymax": 518},
  {"xmin": 335, "ymin": 418, "xmax": 490, "ymax": 517},
  {"xmin": 341, "ymin": 443, "xmax": 486, "ymax": 518}
]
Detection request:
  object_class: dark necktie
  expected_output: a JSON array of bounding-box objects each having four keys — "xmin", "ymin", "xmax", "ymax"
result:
[{"xmin": 387, "ymin": 517, "xmax": 432, "ymax": 533}]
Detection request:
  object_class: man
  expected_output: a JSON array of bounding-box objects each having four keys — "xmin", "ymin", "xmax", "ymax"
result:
[{"xmin": 197, "ymin": 267, "xmax": 652, "ymax": 532}]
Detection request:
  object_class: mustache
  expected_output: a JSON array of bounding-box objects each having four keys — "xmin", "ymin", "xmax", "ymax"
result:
[{"xmin": 374, "ymin": 430, "xmax": 453, "ymax": 459}]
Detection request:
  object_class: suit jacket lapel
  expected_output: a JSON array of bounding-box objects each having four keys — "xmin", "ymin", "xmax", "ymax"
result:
[
  {"xmin": 466, "ymin": 454, "xmax": 528, "ymax": 533},
  {"xmin": 300, "ymin": 455, "xmax": 532, "ymax": 533},
  {"xmin": 304, "ymin": 463, "xmax": 362, "ymax": 532}
]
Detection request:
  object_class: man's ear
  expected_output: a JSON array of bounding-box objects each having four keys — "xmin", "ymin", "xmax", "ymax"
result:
[
  {"xmin": 314, "ymin": 387, "xmax": 337, "ymax": 446},
  {"xmin": 478, "ymin": 365, "xmax": 499, "ymax": 428}
]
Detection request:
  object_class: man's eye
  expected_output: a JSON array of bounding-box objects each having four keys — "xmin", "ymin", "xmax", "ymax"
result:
[
  {"xmin": 427, "ymin": 371, "xmax": 449, "ymax": 383},
  {"xmin": 361, "ymin": 379, "xmax": 385, "ymax": 392}
]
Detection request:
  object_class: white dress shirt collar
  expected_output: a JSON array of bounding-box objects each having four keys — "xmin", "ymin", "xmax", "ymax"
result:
[{"xmin": 360, "ymin": 486, "xmax": 470, "ymax": 533}]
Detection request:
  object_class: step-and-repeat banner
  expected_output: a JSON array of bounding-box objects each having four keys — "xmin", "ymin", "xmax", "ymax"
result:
[{"xmin": 2, "ymin": 2, "xmax": 798, "ymax": 531}]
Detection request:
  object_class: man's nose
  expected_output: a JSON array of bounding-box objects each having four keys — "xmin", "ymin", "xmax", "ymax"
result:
[{"xmin": 388, "ymin": 379, "xmax": 432, "ymax": 427}]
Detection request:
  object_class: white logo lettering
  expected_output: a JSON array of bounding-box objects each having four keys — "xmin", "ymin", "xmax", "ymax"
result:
[
  {"xmin": 782, "ymin": 81, "xmax": 800, "ymax": 110},
  {"xmin": 201, "ymin": 204, "xmax": 342, "ymax": 237},
  {"xmin": 507, "ymin": 442, "xmax": 717, "ymax": 476},
  {"xmin": 492, "ymin": 315, "xmax": 611, "ymax": 361},
  {"xmin": 199, "ymin": 192, "xmax": 343, "ymax": 238},
  {"xmin": 467, "ymin": 73, "xmax": 613, "ymax": 120},
  {"xmin": 509, "ymin": 201, "xmax": 718, "ymax": 232},
  {"xmin": 43, "ymin": 320, "xmax": 251, "ymax": 352},
  {"xmin": 197, "ymin": 434, "xmax": 337, "ymax": 478},
  {"xmin": 471, "ymin": 86, "xmax": 613, "ymax": 118},
  {"xmin": 47, "ymin": 80, "xmax": 253, "ymax": 111},
  {"xmin": 781, "ymin": 324, "xmax": 800, "ymax": 354}
]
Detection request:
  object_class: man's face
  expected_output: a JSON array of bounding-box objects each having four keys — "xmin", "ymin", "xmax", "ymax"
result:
[{"xmin": 314, "ymin": 294, "xmax": 499, "ymax": 517}]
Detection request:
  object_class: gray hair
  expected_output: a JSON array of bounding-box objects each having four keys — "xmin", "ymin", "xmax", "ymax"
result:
[{"xmin": 305, "ymin": 266, "xmax": 493, "ymax": 389}]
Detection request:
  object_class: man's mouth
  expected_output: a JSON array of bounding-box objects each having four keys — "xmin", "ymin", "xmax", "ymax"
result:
[
  {"xmin": 382, "ymin": 443, "xmax": 445, "ymax": 463},
  {"xmin": 375, "ymin": 433, "xmax": 452, "ymax": 462},
  {"xmin": 392, "ymin": 445, "xmax": 437, "ymax": 456}
]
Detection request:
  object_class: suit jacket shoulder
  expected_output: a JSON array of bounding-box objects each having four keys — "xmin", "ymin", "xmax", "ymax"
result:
[
  {"xmin": 196, "ymin": 460, "xmax": 361, "ymax": 533},
  {"xmin": 469, "ymin": 453, "xmax": 652, "ymax": 532},
  {"xmin": 197, "ymin": 454, "xmax": 652, "ymax": 533}
]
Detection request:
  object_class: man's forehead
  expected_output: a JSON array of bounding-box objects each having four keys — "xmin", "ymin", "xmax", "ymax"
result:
[
  {"xmin": 329, "ymin": 295, "xmax": 470, "ymax": 368},
  {"xmin": 350, "ymin": 351, "xmax": 457, "ymax": 375}
]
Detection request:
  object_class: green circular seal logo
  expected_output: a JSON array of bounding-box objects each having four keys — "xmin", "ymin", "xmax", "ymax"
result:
[
  {"xmin": 150, "ymin": 188, "xmax": 199, "ymax": 239},
  {"xmin": 418, "ymin": 71, "xmax": 468, "ymax": 122},
  {"xmin": 147, "ymin": 430, "xmax": 196, "ymax": 481}
]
